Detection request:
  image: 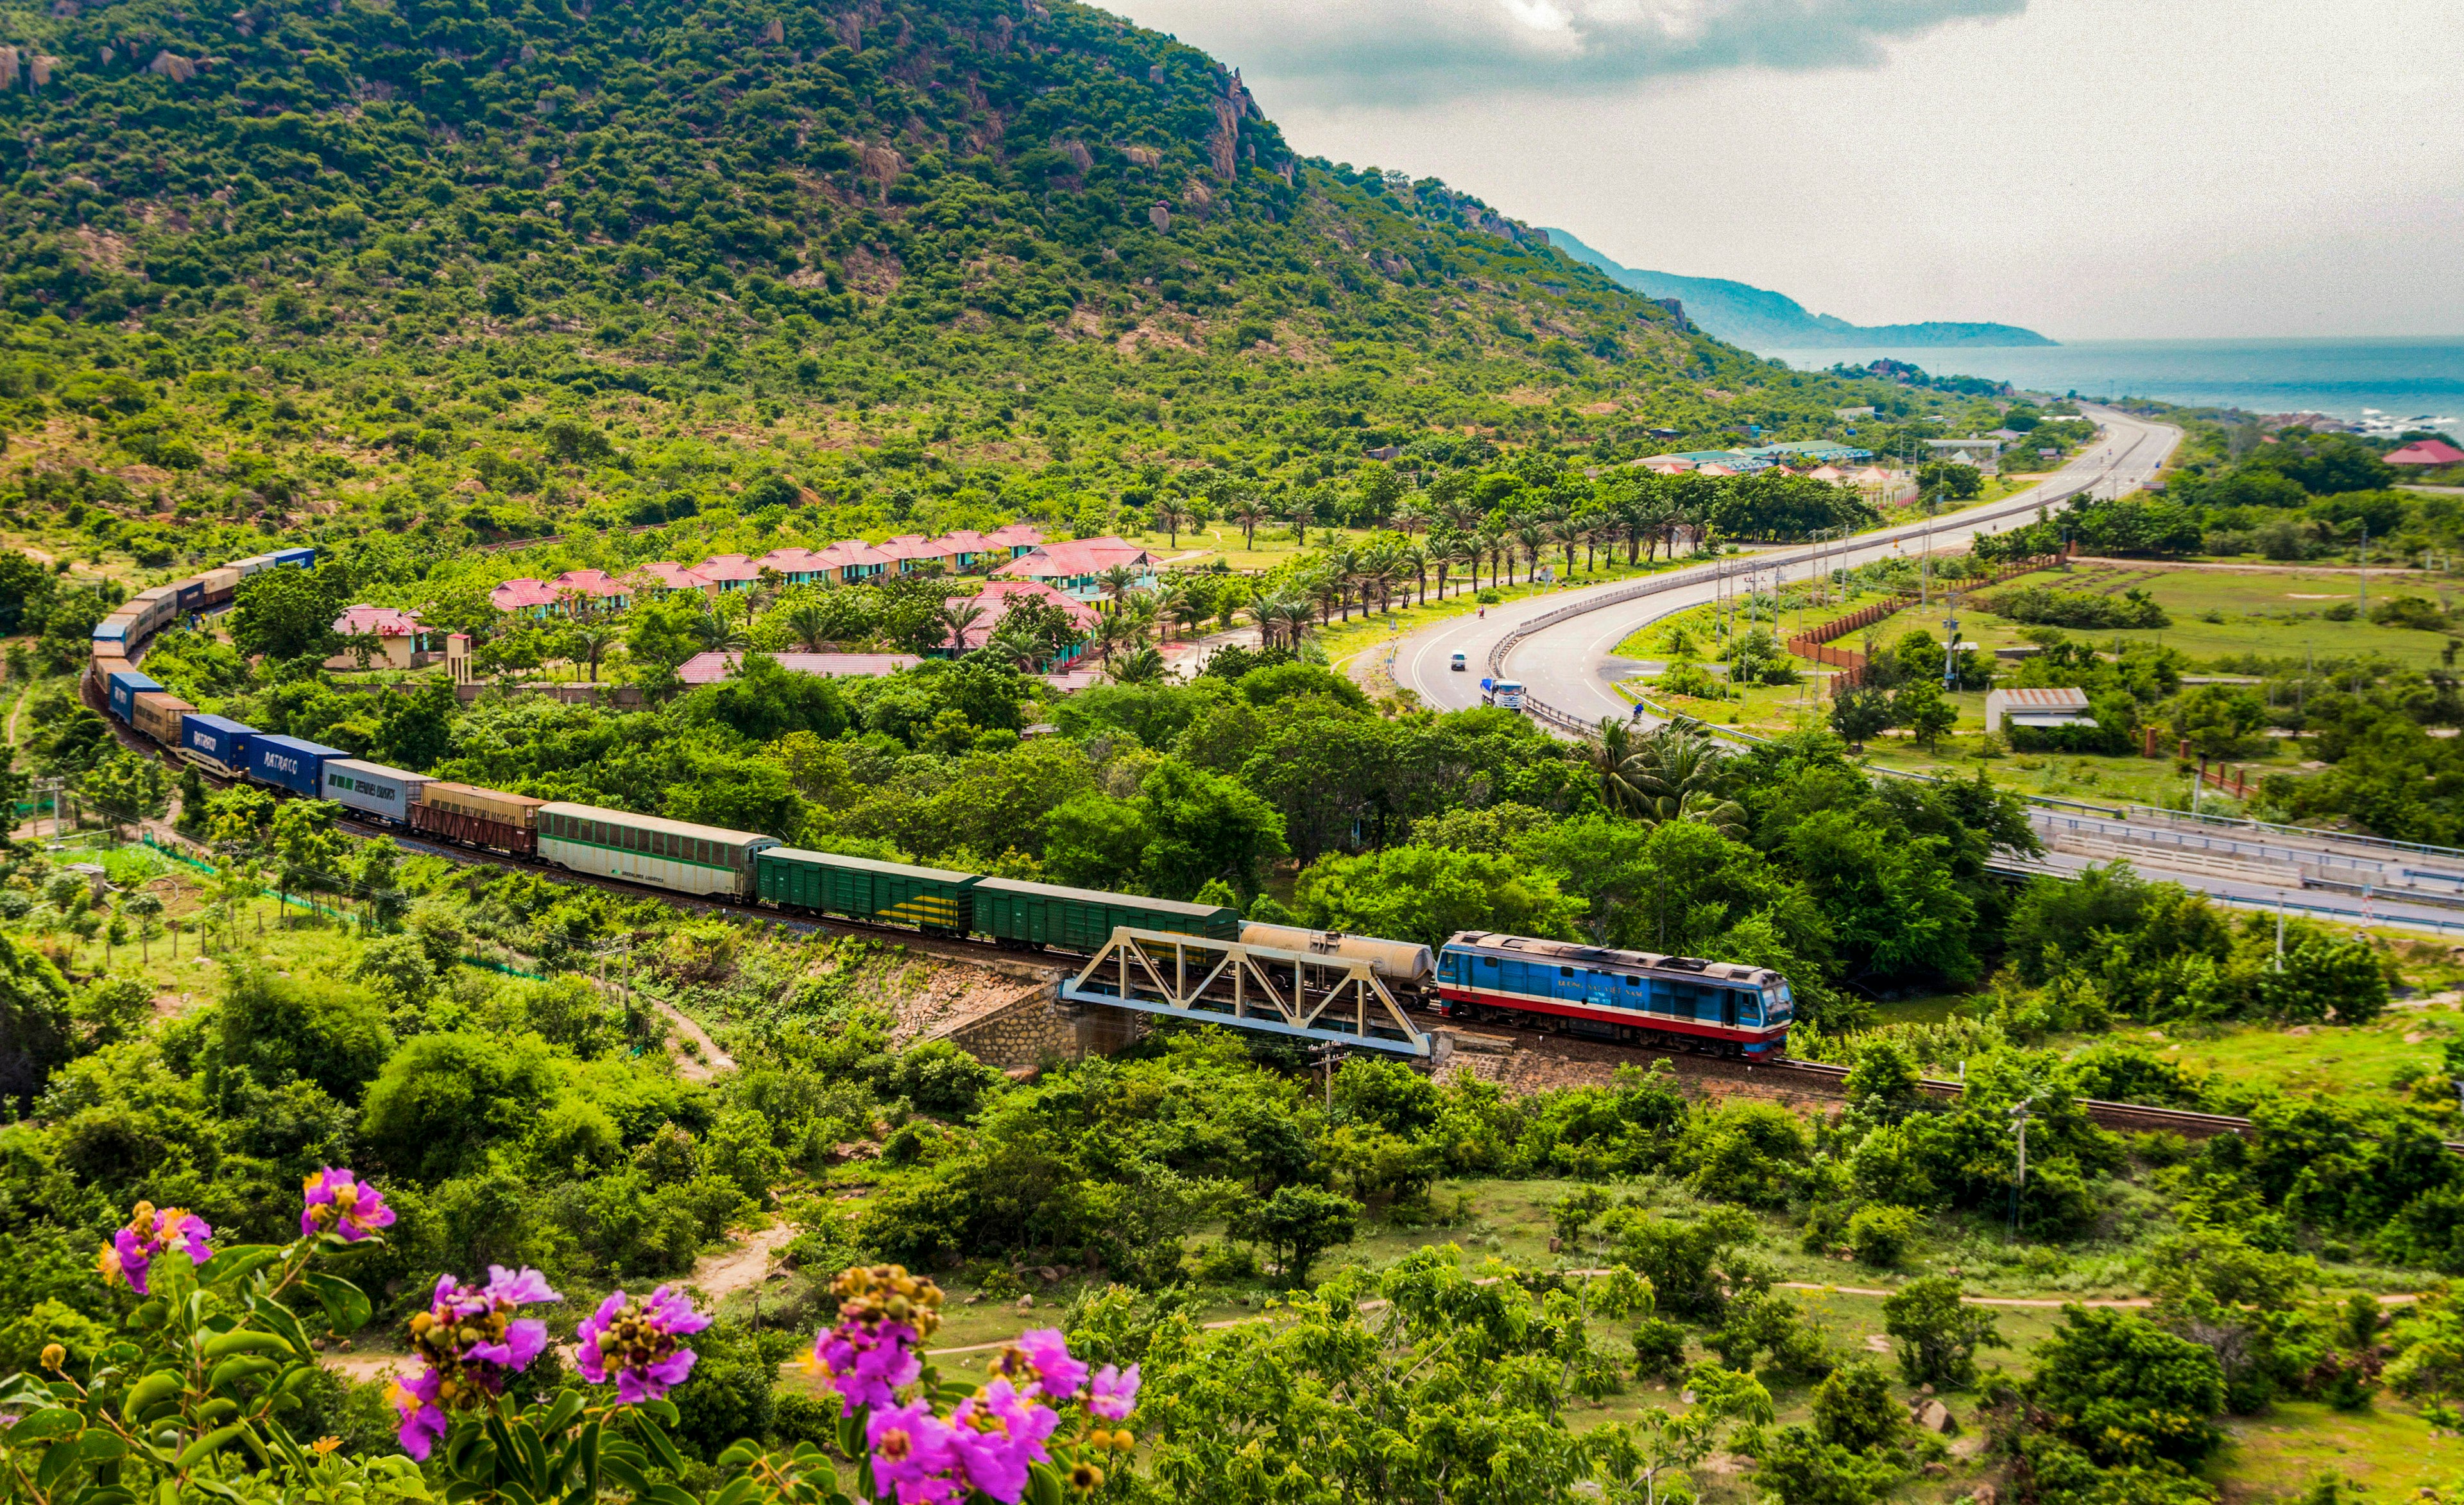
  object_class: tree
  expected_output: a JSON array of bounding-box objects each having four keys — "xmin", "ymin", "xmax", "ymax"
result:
[
  {"xmin": 1242, "ymin": 1184, "xmax": 1359, "ymax": 1286},
  {"xmin": 270, "ymin": 798, "xmax": 345, "ymax": 923},
  {"xmin": 1829, "ymin": 685, "xmax": 1892, "ymax": 752},
  {"xmin": 564, "ymin": 621, "xmax": 617, "ymax": 682},
  {"xmin": 375, "ymin": 676, "xmax": 459, "ymax": 770},
  {"xmin": 124, "ymin": 891, "xmax": 164, "ymax": 962},
  {"xmin": 1593, "ymin": 1364, "xmax": 1773, "ymax": 1505},
  {"xmin": 360, "ymin": 1030, "xmax": 565, "ymax": 1181},
  {"xmin": 81, "ymin": 749, "xmax": 166, "ymax": 839},
  {"xmin": 0, "ymin": 934, "xmax": 71, "ymax": 1112},
  {"xmin": 228, "ymin": 563, "xmax": 349, "ymax": 662},
  {"xmin": 1294, "ymin": 845, "xmax": 1582, "ymax": 949},
  {"xmin": 1151, "ymin": 493, "xmax": 1192, "ymax": 547},
  {"xmin": 2171, "ymin": 683, "xmax": 2267, "ymax": 759},
  {"xmin": 2029, "ymin": 1306, "xmax": 2226, "ymax": 1468},
  {"xmin": 1881, "ymin": 1276, "xmax": 2004, "ymax": 1388},
  {"xmin": 626, "ymin": 595, "xmax": 705, "ymax": 686},
  {"xmin": 1811, "ymin": 1363, "xmax": 1904, "ymax": 1452},
  {"xmin": 782, "ymin": 600, "xmax": 834, "ymax": 653},
  {"xmin": 1137, "ymin": 757, "xmax": 1288, "ymax": 900},
  {"xmin": 2260, "ymin": 936, "xmax": 2388, "ymax": 1025},
  {"xmin": 218, "ymin": 961, "xmax": 395, "ymax": 1102},
  {"xmin": 1891, "ymin": 678, "xmax": 1958, "ymax": 751},
  {"xmin": 1753, "ymin": 1425, "xmax": 1903, "ymax": 1505}
]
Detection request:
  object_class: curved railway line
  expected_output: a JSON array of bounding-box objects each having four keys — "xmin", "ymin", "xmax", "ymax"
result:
[{"xmin": 81, "ymin": 669, "xmax": 2444, "ymax": 1153}]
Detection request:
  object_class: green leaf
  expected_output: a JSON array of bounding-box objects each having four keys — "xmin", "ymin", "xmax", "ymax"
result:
[
  {"xmin": 715, "ymin": 1440, "xmax": 762, "ymax": 1468},
  {"xmin": 645, "ymin": 1485, "xmax": 696, "ymax": 1505},
  {"xmin": 636, "ymin": 1398, "xmax": 680, "ymax": 1427},
  {"xmin": 173, "ymin": 1422, "xmax": 246, "ymax": 1470},
  {"xmin": 37, "ymin": 1431, "xmax": 96, "ymax": 1493},
  {"xmin": 598, "ymin": 1451, "xmax": 650, "ymax": 1495},
  {"xmin": 241, "ymin": 1296, "xmax": 316, "ymax": 1363},
  {"xmin": 640, "ymin": 1421, "xmax": 685, "ymax": 1475},
  {"xmin": 194, "ymin": 1246, "xmax": 284, "ymax": 1288},
  {"xmin": 708, "ymin": 1476, "xmax": 757, "ymax": 1505},
  {"xmin": 537, "ymin": 1391, "xmax": 585, "ymax": 1437},
  {"xmin": 298, "ymin": 1273, "xmax": 373, "ymax": 1336},
  {"xmin": 835, "ymin": 1412, "xmax": 864, "ymax": 1459},
  {"xmin": 1028, "ymin": 1461, "xmax": 1066, "ymax": 1505},
  {"xmin": 11, "ymin": 1407, "xmax": 83, "ymax": 1441}
]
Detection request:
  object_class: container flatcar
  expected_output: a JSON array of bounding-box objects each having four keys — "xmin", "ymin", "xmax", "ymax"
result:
[
  {"xmin": 538, "ymin": 803, "xmax": 778, "ymax": 899},
  {"xmin": 130, "ymin": 691, "xmax": 194, "ymax": 746},
  {"xmin": 412, "ymin": 782, "xmax": 543, "ymax": 856},
  {"xmin": 194, "ymin": 567, "xmax": 241, "ymax": 610},
  {"xmin": 755, "ymin": 849, "xmax": 979, "ymax": 932},
  {"xmin": 270, "ymin": 547, "xmax": 317, "ymax": 569},
  {"xmin": 1433, "ymin": 931, "xmax": 1791, "ymax": 1057},
  {"xmin": 230, "ymin": 555, "xmax": 279, "ymax": 579},
  {"xmin": 970, "ymin": 877, "xmax": 1239, "ymax": 952},
  {"xmin": 126, "ymin": 585, "xmax": 180, "ymax": 639},
  {"xmin": 180, "ymin": 714, "xmax": 257, "ymax": 777},
  {"xmin": 247, "ymin": 734, "xmax": 345, "ymax": 797},
  {"xmin": 107, "ymin": 670, "xmax": 162, "ymax": 722},
  {"xmin": 320, "ymin": 758, "xmax": 432, "ymax": 825}
]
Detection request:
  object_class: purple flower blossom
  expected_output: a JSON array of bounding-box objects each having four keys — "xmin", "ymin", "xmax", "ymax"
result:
[
  {"xmin": 1088, "ymin": 1363, "xmax": 1140, "ymax": 1422},
  {"xmin": 300, "ymin": 1167, "xmax": 395, "ymax": 1243},
  {"xmin": 991, "ymin": 1329, "xmax": 1086, "ymax": 1402},
  {"xmin": 98, "ymin": 1202, "xmax": 212, "ymax": 1296},
  {"xmin": 578, "ymin": 1285, "xmax": 712, "ymax": 1404},
  {"xmin": 946, "ymin": 1379, "xmax": 1059, "ymax": 1504},
  {"xmin": 866, "ymin": 1398, "xmax": 964, "ymax": 1505},
  {"xmin": 812, "ymin": 1265, "xmax": 944, "ymax": 1418},
  {"xmin": 392, "ymin": 1266, "xmax": 561, "ymax": 1460}
]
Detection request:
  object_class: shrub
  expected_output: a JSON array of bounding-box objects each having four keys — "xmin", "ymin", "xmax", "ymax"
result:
[
  {"xmin": 1754, "ymin": 1424, "xmax": 1903, "ymax": 1505},
  {"xmin": 1981, "ymin": 585, "xmax": 2169, "ymax": 630},
  {"xmin": 1882, "ymin": 1275, "xmax": 2005, "ymax": 1388},
  {"xmin": 1846, "ymin": 1204, "xmax": 1924, "ymax": 1268},
  {"xmin": 1811, "ymin": 1363, "xmax": 1905, "ymax": 1452}
]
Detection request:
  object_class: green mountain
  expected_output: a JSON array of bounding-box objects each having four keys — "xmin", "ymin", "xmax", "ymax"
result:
[
  {"xmin": 0, "ymin": 0, "xmax": 1912, "ymax": 558},
  {"xmin": 1542, "ymin": 228, "xmax": 2054, "ymax": 354}
]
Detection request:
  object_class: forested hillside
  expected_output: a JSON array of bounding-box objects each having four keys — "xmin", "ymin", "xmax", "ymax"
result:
[{"xmin": 0, "ymin": 0, "xmax": 1908, "ymax": 558}]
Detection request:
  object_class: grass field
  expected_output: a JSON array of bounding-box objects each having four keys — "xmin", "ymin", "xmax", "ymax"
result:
[{"xmin": 2100, "ymin": 996, "xmax": 2464, "ymax": 1117}]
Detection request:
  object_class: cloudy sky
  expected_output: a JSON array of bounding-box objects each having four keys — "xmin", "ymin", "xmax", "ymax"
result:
[{"xmin": 1116, "ymin": 0, "xmax": 2464, "ymax": 341}]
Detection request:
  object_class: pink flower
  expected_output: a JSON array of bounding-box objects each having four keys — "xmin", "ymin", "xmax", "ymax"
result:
[
  {"xmin": 578, "ymin": 1285, "xmax": 711, "ymax": 1404},
  {"xmin": 395, "ymin": 1266, "xmax": 562, "ymax": 1459},
  {"xmin": 301, "ymin": 1167, "xmax": 395, "ymax": 1243},
  {"xmin": 866, "ymin": 1398, "xmax": 964, "ymax": 1505},
  {"xmin": 947, "ymin": 1379, "xmax": 1059, "ymax": 1503},
  {"xmin": 991, "ymin": 1329, "xmax": 1086, "ymax": 1401},
  {"xmin": 98, "ymin": 1203, "xmax": 212, "ymax": 1296},
  {"xmin": 1088, "ymin": 1363, "xmax": 1141, "ymax": 1422},
  {"xmin": 813, "ymin": 1265, "xmax": 945, "ymax": 1418}
]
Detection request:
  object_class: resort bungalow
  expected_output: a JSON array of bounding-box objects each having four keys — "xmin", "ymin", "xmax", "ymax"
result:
[
  {"xmin": 996, "ymin": 537, "xmax": 1156, "ymax": 601},
  {"xmin": 986, "ymin": 522, "xmax": 1045, "ymax": 558},
  {"xmin": 694, "ymin": 555, "xmax": 764, "ymax": 593},
  {"xmin": 811, "ymin": 538, "xmax": 894, "ymax": 584},
  {"xmin": 490, "ymin": 578, "xmax": 561, "ymax": 618},
  {"xmin": 675, "ymin": 651, "xmax": 921, "ymax": 685},
  {"xmin": 943, "ymin": 581, "xmax": 1099, "ymax": 664},
  {"xmin": 877, "ymin": 535, "xmax": 956, "ymax": 575},
  {"xmin": 2387, "ymin": 439, "xmax": 2464, "ymax": 467},
  {"xmin": 631, "ymin": 561, "xmax": 716, "ymax": 598},
  {"xmin": 550, "ymin": 569, "xmax": 633, "ymax": 614},
  {"xmin": 1985, "ymin": 686, "xmax": 2094, "ymax": 733},
  {"xmin": 754, "ymin": 547, "xmax": 828, "ymax": 585},
  {"xmin": 327, "ymin": 605, "xmax": 429, "ymax": 669}
]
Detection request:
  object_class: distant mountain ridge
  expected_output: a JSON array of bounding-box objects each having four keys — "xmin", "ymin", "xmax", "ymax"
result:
[{"xmin": 1541, "ymin": 229, "xmax": 2055, "ymax": 354}]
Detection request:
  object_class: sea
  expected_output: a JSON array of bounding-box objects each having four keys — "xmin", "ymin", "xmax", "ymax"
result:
[{"xmin": 1764, "ymin": 337, "xmax": 2464, "ymax": 429}]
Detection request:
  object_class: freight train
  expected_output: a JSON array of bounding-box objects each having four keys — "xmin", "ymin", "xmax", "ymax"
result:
[{"xmin": 81, "ymin": 544, "xmax": 1795, "ymax": 1057}]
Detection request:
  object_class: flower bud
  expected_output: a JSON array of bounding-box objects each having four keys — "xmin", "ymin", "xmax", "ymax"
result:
[{"xmin": 38, "ymin": 1343, "xmax": 65, "ymax": 1371}]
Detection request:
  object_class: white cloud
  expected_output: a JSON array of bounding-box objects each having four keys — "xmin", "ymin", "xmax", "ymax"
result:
[{"xmin": 1129, "ymin": 0, "xmax": 2026, "ymax": 101}]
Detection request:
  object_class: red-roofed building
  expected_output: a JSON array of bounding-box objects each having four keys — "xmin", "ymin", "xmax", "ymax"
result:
[
  {"xmin": 755, "ymin": 547, "xmax": 828, "ymax": 584},
  {"xmin": 2386, "ymin": 439, "xmax": 2464, "ymax": 466},
  {"xmin": 490, "ymin": 578, "xmax": 561, "ymax": 617},
  {"xmin": 632, "ymin": 561, "xmax": 715, "ymax": 597},
  {"xmin": 987, "ymin": 522, "xmax": 1045, "ymax": 558},
  {"xmin": 551, "ymin": 569, "xmax": 633, "ymax": 613},
  {"xmin": 328, "ymin": 605, "xmax": 429, "ymax": 669},
  {"xmin": 694, "ymin": 555, "xmax": 763, "ymax": 592},
  {"xmin": 942, "ymin": 580, "xmax": 1099, "ymax": 662},
  {"xmin": 675, "ymin": 651, "xmax": 921, "ymax": 685},
  {"xmin": 997, "ymin": 536, "xmax": 1156, "ymax": 599},
  {"xmin": 811, "ymin": 538, "xmax": 894, "ymax": 583},
  {"xmin": 877, "ymin": 535, "xmax": 955, "ymax": 574},
  {"xmin": 936, "ymin": 531, "xmax": 1001, "ymax": 571}
]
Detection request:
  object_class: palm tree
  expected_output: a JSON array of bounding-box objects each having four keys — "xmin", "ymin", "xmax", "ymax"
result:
[
  {"xmin": 1258, "ymin": 595, "xmax": 1313, "ymax": 649},
  {"xmin": 565, "ymin": 623, "xmax": 617, "ymax": 682},
  {"xmin": 982, "ymin": 626, "xmax": 1045, "ymax": 673},
  {"xmin": 1548, "ymin": 516, "xmax": 1582, "ymax": 579},
  {"xmin": 692, "ymin": 610, "xmax": 749, "ymax": 654},
  {"xmin": 1097, "ymin": 563, "xmax": 1143, "ymax": 615},
  {"xmin": 1625, "ymin": 721, "xmax": 1746, "ymax": 833},
  {"xmin": 783, "ymin": 601, "xmax": 832, "ymax": 653},
  {"xmin": 1172, "ymin": 587, "xmax": 1211, "ymax": 642},
  {"xmin": 1090, "ymin": 611, "xmax": 1141, "ymax": 670},
  {"xmin": 1151, "ymin": 580, "xmax": 1190, "ymax": 642},
  {"xmin": 1152, "ymin": 494, "xmax": 1194, "ymax": 549},
  {"xmin": 1286, "ymin": 495, "xmax": 1316, "ymax": 544},
  {"xmin": 1398, "ymin": 540, "xmax": 1429, "ymax": 606},
  {"xmin": 938, "ymin": 600, "xmax": 987, "ymax": 656},
  {"xmin": 1304, "ymin": 568, "xmax": 1344, "ymax": 627},
  {"xmin": 1516, "ymin": 524, "xmax": 1546, "ymax": 585},
  {"xmin": 1430, "ymin": 532, "xmax": 1466, "ymax": 600},
  {"xmin": 1326, "ymin": 546, "xmax": 1364, "ymax": 621},
  {"xmin": 1226, "ymin": 488, "xmax": 1269, "ymax": 551},
  {"xmin": 1393, "ymin": 500, "xmax": 1430, "ymax": 538},
  {"xmin": 1592, "ymin": 718, "xmax": 1648, "ymax": 814},
  {"xmin": 1112, "ymin": 644, "xmax": 1166, "ymax": 684}
]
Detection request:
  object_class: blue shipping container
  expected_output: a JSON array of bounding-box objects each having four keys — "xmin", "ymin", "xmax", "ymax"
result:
[
  {"xmin": 107, "ymin": 671, "xmax": 162, "ymax": 722},
  {"xmin": 181, "ymin": 714, "xmax": 257, "ymax": 773},
  {"xmin": 91, "ymin": 619, "xmax": 132, "ymax": 644},
  {"xmin": 271, "ymin": 547, "xmax": 317, "ymax": 569},
  {"xmin": 247, "ymin": 734, "xmax": 344, "ymax": 796},
  {"xmin": 176, "ymin": 580, "xmax": 206, "ymax": 611}
]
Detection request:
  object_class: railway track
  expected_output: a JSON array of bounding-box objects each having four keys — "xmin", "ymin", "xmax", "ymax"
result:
[{"xmin": 80, "ymin": 671, "xmax": 2443, "ymax": 1151}]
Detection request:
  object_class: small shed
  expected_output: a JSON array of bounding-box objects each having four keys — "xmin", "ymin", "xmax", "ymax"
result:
[{"xmin": 1985, "ymin": 686, "xmax": 2092, "ymax": 731}]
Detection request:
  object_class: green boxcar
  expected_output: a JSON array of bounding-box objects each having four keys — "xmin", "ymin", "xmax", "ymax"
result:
[
  {"xmin": 756, "ymin": 849, "xmax": 980, "ymax": 933},
  {"xmin": 970, "ymin": 877, "xmax": 1240, "ymax": 952}
]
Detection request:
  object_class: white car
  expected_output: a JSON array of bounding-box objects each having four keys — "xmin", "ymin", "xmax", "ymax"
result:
[{"xmin": 1450, "ymin": 653, "xmax": 1467, "ymax": 671}]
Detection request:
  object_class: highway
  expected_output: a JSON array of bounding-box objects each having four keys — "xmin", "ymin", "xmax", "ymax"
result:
[
  {"xmin": 1385, "ymin": 402, "xmax": 2182, "ymax": 721},
  {"xmin": 1367, "ymin": 406, "xmax": 2464, "ymax": 935}
]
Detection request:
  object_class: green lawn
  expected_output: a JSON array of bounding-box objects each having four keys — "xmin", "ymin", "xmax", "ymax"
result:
[
  {"xmin": 2101, "ymin": 999, "xmax": 2464, "ymax": 1117},
  {"xmin": 2207, "ymin": 1400, "xmax": 2459, "ymax": 1505}
]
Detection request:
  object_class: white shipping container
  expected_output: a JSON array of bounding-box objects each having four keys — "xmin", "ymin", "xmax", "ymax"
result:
[{"xmin": 320, "ymin": 758, "xmax": 432, "ymax": 824}]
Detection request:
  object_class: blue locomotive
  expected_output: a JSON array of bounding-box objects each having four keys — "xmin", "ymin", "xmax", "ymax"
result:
[{"xmin": 1434, "ymin": 931, "xmax": 1792, "ymax": 1056}]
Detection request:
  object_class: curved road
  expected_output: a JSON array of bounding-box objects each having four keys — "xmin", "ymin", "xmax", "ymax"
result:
[{"xmin": 1389, "ymin": 404, "xmax": 2182, "ymax": 723}]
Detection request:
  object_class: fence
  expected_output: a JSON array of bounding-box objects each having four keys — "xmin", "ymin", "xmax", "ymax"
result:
[{"xmin": 1782, "ymin": 551, "xmax": 2068, "ymax": 689}]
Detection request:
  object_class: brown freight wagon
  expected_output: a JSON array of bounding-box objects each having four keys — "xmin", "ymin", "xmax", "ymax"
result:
[
  {"xmin": 409, "ymin": 780, "xmax": 545, "ymax": 856},
  {"xmin": 130, "ymin": 691, "xmax": 195, "ymax": 748}
]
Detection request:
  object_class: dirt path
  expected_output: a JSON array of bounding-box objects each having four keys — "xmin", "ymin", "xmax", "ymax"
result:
[{"xmin": 655, "ymin": 999, "xmax": 733, "ymax": 1081}]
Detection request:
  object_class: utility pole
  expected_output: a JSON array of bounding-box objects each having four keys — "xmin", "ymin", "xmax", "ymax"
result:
[
  {"xmin": 2274, "ymin": 902, "xmax": 2286, "ymax": 972},
  {"xmin": 2008, "ymin": 1097, "xmax": 2033, "ymax": 1234},
  {"xmin": 2360, "ymin": 521, "xmax": 2370, "ymax": 615}
]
